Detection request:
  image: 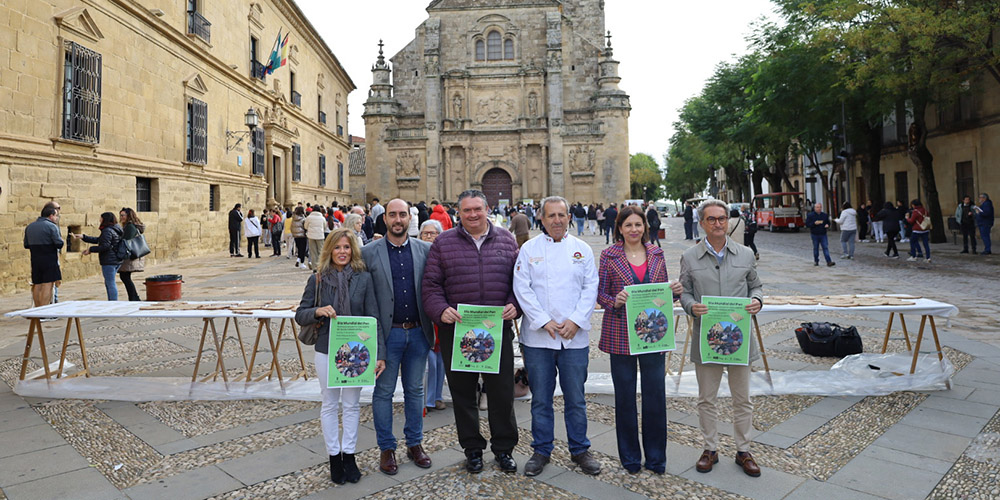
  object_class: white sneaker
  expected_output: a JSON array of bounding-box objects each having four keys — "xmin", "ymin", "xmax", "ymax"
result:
[
  {"xmin": 841, "ymin": 254, "xmax": 849, "ymax": 259},
  {"xmin": 906, "ymin": 256, "xmax": 916, "ymax": 262},
  {"xmin": 925, "ymin": 258, "xmax": 932, "ymax": 263}
]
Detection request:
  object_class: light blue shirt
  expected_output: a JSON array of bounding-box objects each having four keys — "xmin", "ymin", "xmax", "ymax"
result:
[{"xmin": 705, "ymin": 238, "xmax": 727, "ymax": 266}]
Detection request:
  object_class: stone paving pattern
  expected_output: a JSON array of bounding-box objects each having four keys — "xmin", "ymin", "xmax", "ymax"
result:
[{"xmin": 0, "ymin": 218, "xmax": 999, "ymax": 499}]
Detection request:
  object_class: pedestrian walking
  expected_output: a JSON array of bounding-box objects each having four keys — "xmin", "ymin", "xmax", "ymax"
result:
[
  {"xmin": 514, "ymin": 196, "xmax": 601, "ymax": 477},
  {"xmin": 692, "ymin": 204, "xmax": 701, "ymax": 239},
  {"xmin": 73, "ymin": 212, "xmax": 126, "ymax": 300},
  {"xmin": 683, "ymin": 202, "xmax": 694, "ymax": 240},
  {"xmin": 647, "ymin": 204, "xmax": 662, "ymax": 248},
  {"xmin": 604, "ymin": 203, "xmax": 618, "ymax": 244},
  {"xmin": 572, "ymin": 203, "xmax": 587, "ymax": 237},
  {"xmin": 857, "ymin": 201, "xmax": 870, "ymax": 243},
  {"xmin": 24, "ymin": 201, "xmax": 63, "ymax": 308},
  {"xmin": 876, "ymin": 202, "xmax": 903, "ymax": 258},
  {"xmin": 509, "ymin": 210, "xmax": 531, "ymax": 248},
  {"xmin": 291, "ymin": 207, "xmax": 309, "ymax": 268},
  {"xmin": 905, "ymin": 200, "xmax": 931, "ymax": 262},
  {"xmin": 418, "ymin": 220, "xmax": 447, "ymax": 413},
  {"xmin": 976, "ymin": 193, "xmax": 994, "ymax": 255},
  {"xmin": 243, "ymin": 210, "xmax": 262, "ymax": 258},
  {"xmin": 835, "ymin": 202, "xmax": 857, "ymax": 259},
  {"xmin": 956, "ymin": 196, "xmax": 978, "ymax": 254},
  {"xmin": 228, "ymin": 203, "xmax": 244, "ymax": 257},
  {"xmin": 806, "ymin": 203, "xmax": 835, "ymax": 266},
  {"xmin": 587, "ymin": 203, "xmax": 599, "ymax": 235},
  {"xmin": 117, "ymin": 208, "xmax": 146, "ymax": 301},
  {"xmin": 680, "ymin": 199, "xmax": 764, "ymax": 478},
  {"xmin": 870, "ymin": 202, "xmax": 885, "ymax": 243},
  {"xmin": 268, "ymin": 209, "xmax": 284, "ymax": 256},
  {"xmin": 741, "ymin": 208, "xmax": 759, "ymax": 259},
  {"xmin": 596, "ymin": 204, "xmax": 605, "ymax": 236},
  {"xmin": 422, "ymin": 189, "xmax": 521, "ymax": 475},
  {"xmin": 596, "ymin": 205, "xmax": 682, "ymax": 474},
  {"xmin": 295, "ymin": 227, "xmax": 378, "ymax": 485},
  {"xmin": 282, "ymin": 208, "xmax": 295, "ymax": 259},
  {"xmin": 305, "ymin": 207, "xmax": 328, "ymax": 270},
  {"xmin": 429, "ymin": 202, "xmax": 453, "ymax": 231}
]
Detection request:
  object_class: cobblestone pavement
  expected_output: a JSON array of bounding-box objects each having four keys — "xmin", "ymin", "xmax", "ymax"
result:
[{"xmin": 0, "ymin": 218, "xmax": 998, "ymax": 499}]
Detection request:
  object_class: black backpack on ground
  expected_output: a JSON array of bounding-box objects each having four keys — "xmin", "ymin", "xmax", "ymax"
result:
[{"xmin": 794, "ymin": 322, "xmax": 863, "ymax": 357}]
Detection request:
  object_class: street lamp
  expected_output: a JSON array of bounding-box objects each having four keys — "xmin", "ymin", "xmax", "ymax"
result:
[{"xmin": 226, "ymin": 107, "xmax": 259, "ymax": 153}]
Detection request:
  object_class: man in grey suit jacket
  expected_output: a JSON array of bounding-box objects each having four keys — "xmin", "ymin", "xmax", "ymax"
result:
[{"xmin": 361, "ymin": 199, "xmax": 435, "ymax": 476}]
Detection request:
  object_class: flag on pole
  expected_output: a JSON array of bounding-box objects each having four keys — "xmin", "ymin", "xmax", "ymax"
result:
[
  {"xmin": 265, "ymin": 29, "xmax": 282, "ymax": 75},
  {"xmin": 279, "ymin": 33, "xmax": 290, "ymax": 68}
]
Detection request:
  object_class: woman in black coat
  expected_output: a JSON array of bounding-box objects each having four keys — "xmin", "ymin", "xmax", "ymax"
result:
[
  {"xmin": 73, "ymin": 212, "xmax": 125, "ymax": 300},
  {"xmin": 876, "ymin": 202, "xmax": 904, "ymax": 258}
]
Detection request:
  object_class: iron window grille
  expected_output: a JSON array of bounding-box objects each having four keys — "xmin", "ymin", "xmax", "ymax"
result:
[
  {"xmin": 252, "ymin": 128, "xmax": 265, "ymax": 176},
  {"xmin": 62, "ymin": 41, "xmax": 102, "ymax": 144},
  {"xmin": 319, "ymin": 110, "xmax": 326, "ymax": 124},
  {"xmin": 136, "ymin": 178, "xmax": 152, "ymax": 212},
  {"xmin": 185, "ymin": 97, "xmax": 208, "ymax": 164},
  {"xmin": 291, "ymin": 90, "xmax": 301, "ymax": 107},
  {"xmin": 293, "ymin": 143, "xmax": 301, "ymax": 181},
  {"xmin": 187, "ymin": 10, "xmax": 211, "ymax": 43},
  {"xmin": 250, "ymin": 60, "xmax": 266, "ymax": 81},
  {"xmin": 319, "ymin": 155, "xmax": 326, "ymax": 186},
  {"xmin": 337, "ymin": 125, "xmax": 343, "ymax": 136}
]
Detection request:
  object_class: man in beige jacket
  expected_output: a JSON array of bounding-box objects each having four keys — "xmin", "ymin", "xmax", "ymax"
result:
[{"xmin": 680, "ymin": 199, "xmax": 764, "ymax": 478}]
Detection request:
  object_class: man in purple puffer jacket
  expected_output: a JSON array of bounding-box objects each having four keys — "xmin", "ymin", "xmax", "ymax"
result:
[{"xmin": 422, "ymin": 189, "xmax": 522, "ymax": 475}]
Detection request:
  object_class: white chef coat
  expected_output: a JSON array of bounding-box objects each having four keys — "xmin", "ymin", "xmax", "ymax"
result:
[{"xmin": 513, "ymin": 233, "xmax": 598, "ymax": 350}]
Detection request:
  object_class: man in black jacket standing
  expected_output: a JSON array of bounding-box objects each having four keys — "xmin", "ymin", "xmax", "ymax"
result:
[
  {"xmin": 24, "ymin": 201, "xmax": 64, "ymax": 308},
  {"xmin": 683, "ymin": 202, "xmax": 694, "ymax": 240},
  {"xmin": 603, "ymin": 203, "xmax": 618, "ymax": 244},
  {"xmin": 228, "ymin": 203, "xmax": 244, "ymax": 257}
]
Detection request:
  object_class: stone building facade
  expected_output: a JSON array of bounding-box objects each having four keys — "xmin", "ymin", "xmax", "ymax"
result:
[
  {"xmin": 361, "ymin": 0, "xmax": 630, "ymax": 207},
  {"xmin": 0, "ymin": 0, "xmax": 354, "ymax": 295}
]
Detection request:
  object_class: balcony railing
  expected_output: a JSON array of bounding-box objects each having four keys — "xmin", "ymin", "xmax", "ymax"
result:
[
  {"xmin": 291, "ymin": 90, "xmax": 301, "ymax": 107},
  {"xmin": 187, "ymin": 10, "xmax": 211, "ymax": 43},
  {"xmin": 250, "ymin": 60, "xmax": 266, "ymax": 82},
  {"xmin": 318, "ymin": 111, "xmax": 326, "ymax": 124},
  {"xmin": 337, "ymin": 125, "xmax": 343, "ymax": 136}
]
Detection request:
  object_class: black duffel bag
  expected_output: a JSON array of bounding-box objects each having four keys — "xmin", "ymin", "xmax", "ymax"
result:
[{"xmin": 794, "ymin": 322, "xmax": 863, "ymax": 357}]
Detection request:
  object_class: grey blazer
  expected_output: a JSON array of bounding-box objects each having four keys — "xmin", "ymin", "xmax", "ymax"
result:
[
  {"xmin": 679, "ymin": 237, "xmax": 764, "ymax": 364},
  {"xmin": 295, "ymin": 271, "xmax": 380, "ymax": 357},
  {"xmin": 361, "ymin": 237, "xmax": 435, "ymax": 346}
]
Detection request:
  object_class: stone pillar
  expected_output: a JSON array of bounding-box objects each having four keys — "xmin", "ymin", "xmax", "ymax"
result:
[
  {"xmin": 424, "ymin": 18, "xmax": 442, "ymax": 202},
  {"xmin": 265, "ymin": 140, "xmax": 275, "ymax": 204},
  {"xmin": 283, "ymin": 148, "xmax": 293, "ymax": 206},
  {"xmin": 545, "ymin": 12, "xmax": 565, "ymax": 197},
  {"xmin": 443, "ymin": 146, "xmax": 451, "ymax": 201}
]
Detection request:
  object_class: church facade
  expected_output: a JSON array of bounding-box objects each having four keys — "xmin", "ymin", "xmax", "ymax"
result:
[{"xmin": 362, "ymin": 0, "xmax": 630, "ymax": 207}]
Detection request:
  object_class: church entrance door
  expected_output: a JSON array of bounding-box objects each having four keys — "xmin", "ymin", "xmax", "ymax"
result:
[{"xmin": 481, "ymin": 168, "xmax": 512, "ymax": 208}]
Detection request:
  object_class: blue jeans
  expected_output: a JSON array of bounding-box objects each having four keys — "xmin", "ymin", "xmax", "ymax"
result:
[
  {"xmin": 372, "ymin": 327, "xmax": 430, "ymax": 451},
  {"xmin": 575, "ymin": 217, "xmax": 586, "ymax": 235},
  {"xmin": 909, "ymin": 232, "xmax": 930, "ymax": 258},
  {"xmin": 609, "ymin": 352, "xmax": 666, "ymax": 473},
  {"xmin": 840, "ymin": 230, "xmax": 856, "ymax": 257},
  {"xmin": 425, "ymin": 349, "xmax": 445, "ymax": 407},
  {"xmin": 522, "ymin": 345, "xmax": 590, "ymax": 457},
  {"xmin": 980, "ymin": 224, "xmax": 993, "ymax": 253},
  {"xmin": 811, "ymin": 233, "xmax": 832, "ymax": 263},
  {"xmin": 101, "ymin": 264, "xmax": 120, "ymax": 300}
]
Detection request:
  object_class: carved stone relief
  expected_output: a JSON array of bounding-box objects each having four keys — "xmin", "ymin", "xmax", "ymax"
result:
[
  {"xmin": 474, "ymin": 92, "xmax": 516, "ymax": 126},
  {"xmin": 395, "ymin": 151, "xmax": 422, "ymax": 178},
  {"xmin": 453, "ymin": 94, "xmax": 463, "ymax": 119},
  {"xmin": 568, "ymin": 146, "xmax": 596, "ymax": 172},
  {"xmin": 527, "ymin": 92, "xmax": 538, "ymax": 117}
]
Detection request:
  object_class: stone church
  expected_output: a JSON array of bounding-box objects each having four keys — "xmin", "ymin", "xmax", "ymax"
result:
[{"xmin": 361, "ymin": 0, "xmax": 631, "ymax": 207}]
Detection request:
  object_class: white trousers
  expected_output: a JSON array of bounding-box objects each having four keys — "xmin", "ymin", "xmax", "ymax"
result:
[
  {"xmin": 282, "ymin": 232, "xmax": 295, "ymax": 256},
  {"xmin": 872, "ymin": 221, "xmax": 885, "ymax": 242},
  {"xmin": 315, "ymin": 351, "xmax": 362, "ymax": 455},
  {"xmin": 695, "ymin": 363, "xmax": 753, "ymax": 452},
  {"xmin": 588, "ymin": 219, "xmax": 597, "ymax": 235}
]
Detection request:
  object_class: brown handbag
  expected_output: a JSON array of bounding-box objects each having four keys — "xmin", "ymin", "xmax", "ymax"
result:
[{"xmin": 297, "ymin": 274, "xmax": 321, "ymax": 345}]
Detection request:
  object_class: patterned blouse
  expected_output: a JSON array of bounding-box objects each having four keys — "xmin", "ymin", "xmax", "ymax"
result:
[{"xmin": 597, "ymin": 242, "xmax": 669, "ymax": 355}]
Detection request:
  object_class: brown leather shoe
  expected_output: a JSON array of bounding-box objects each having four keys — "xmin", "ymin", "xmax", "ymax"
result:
[
  {"xmin": 407, "ymin": 445, "xmax": 432, "ymax": 469},
  {"xmin": 695, "ymin": 450, "xmax": 718, "ymax": 473},
  {"xmin": 736, "ymin": 452, "xmax": 761, "ymax": 477},
  {"xmin": 379, "ymin": 449, "xmax": 398, "ymax": 475}
]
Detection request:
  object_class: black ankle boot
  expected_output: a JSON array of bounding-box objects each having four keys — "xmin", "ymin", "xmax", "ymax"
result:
[
  {"xmin": 330, "ymin": 454, "xmax": 345, "ymax": 484},
  {"xmin": 343, "ymin": 453, "xmax": 361, "ymax": 483}
]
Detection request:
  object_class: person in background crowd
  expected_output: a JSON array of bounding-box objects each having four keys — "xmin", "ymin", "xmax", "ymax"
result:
[
  {"xmin": 596, "ymin": 205, "xmax": 681, "ymax": 474},
  {"xmin": 524, "ymin": 202, "xmax": 536, "ymax": 230},
  {"xmin": 587, "ymin": 203, "xmax": 599, "ymax": 235},
  {"xmin": 806, "ymin": 203, "xmax": 835, "ymax": 267},
  {"xmin": 243, "ymin": 209, "xmax": 262, "ymax": 259},
  {"xmin": 646, "ymin": 204, "xmax": 662, "ymax": 248},
  {"xmin": 331, "ymin": 202, "xmax": 345, "ymax": 227},
  {"xmin": 956, "ymin": 195, "xmax": 978, "ymax": 254},
  {"xmin": 344, "ymin": 213, "xmax": 368, "ymax": 246},
  {"xmin": 856, "ymin": 201, "xmax": 870, "ymax": 243},
  {"xmin": 906, "ymin": 199, "xmax": 931, "ymax": 263},
  {"xmin": 305, "ymin": 206, "xmax": 328, "ymax": 270},
  {"xmin": 292, "ymin": 207, "xmax": 309, "ymax": 268},
  {"xmin": 283, "ymin": 207, "xmax": 296, "ymax": 260},
  {"xmin": 977, "ymin": 193, "xmax": 994, "ymax": 255},
  {"xmin": 514, "ymin": 196, "xmax": 601, "ymax": 477},
  {"xmin": 680, "ymin": 199, "xmax": 764, "ymax": 478},
  {"xmin": 354, "ymin": 206, "xmax": 375, "ymax": 241},
  {"xmin": 261, "ymin": 209, "xmax": 271, "ymax": 248},
  {"xmin": 727, "ymin": 208, "xmax": 745, "ymax": 243},
  {"xmin": 572, "ymin": 202, "xmax": 587, "ymax": 236},
  {"xmin": 692, "ymin": 203, "xmax": 701, "ymax": 240},
  {"xmin": 416, "ymin": 201, "xmax": 430, "ymax": 227},
  {"xmin": 268, "ymin": 208, "xmax": 284, "ymax": 256},
  {"xmin": 509, "ymin": 209, "xmax": 531, "ymax": 248},
  {"xmin": 742, "ymin": 208, "xmax": 759, "ymax": 259},
  {"xmin": 897, "ymin": 200, "xmax": 911, "ymax": 243},
  {"xmin": 73, "ymin": 212, "xmax": 125, "ymax": 301},
  {"xmin": 596, "ymin": 204, "xmax": 605, "ymax": 236},
  {"xmin": 429, "ymin": 202, "xmax": 453, "ymax": 231},
  {"xmin": 362, "ymin": 199, "xmax": 435, "ymax": 476},
  {"xmin": 683, "ymin": 202, "xmax": 694, "ymax": 240},
  {"xmin": 876, "ymin": 202, "xmax": 903, "ymax": 259},
  {"xmin": 604, "ymin": 203, "xmax": 618, "ymax": 244},
  {"xmin": 295, "ymin": 227, "xmax": 378, "ymax": 485},
  {"xmin": 870, "ymin": 201, "xmax": 885, "ymax": 243},
  {"xmin": 370, "ymin": 197, "xmax": 385, "ymax": 222},
  {"xmin": 24, "ymin": 201, "xmax": 63, "ymax": 308},
  {"xmin": 422, "ymin": 189, "xmax": 521, "ymax": 475},
  {"xmin": 418, "ymin": 220, "xmax": 446, "ymax": 413},
  {"xmin": 835, "ymin": 202, "xmax": 857, "ymax": 260},
  {"xmin": 228, "ymin": 203, "xmax": 244, "ymax": 257},
  {"xmin": 117, "ymin": 208, "xmax": 145, "ymax": 301},
  {"xmin": 408, "ymin": 203, "xmax": 420, "ymax": 238}
]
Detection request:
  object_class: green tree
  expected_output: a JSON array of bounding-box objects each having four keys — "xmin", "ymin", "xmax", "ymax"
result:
[
  {"xmin": 664, "ymin": 126, "xmax": 713, "ymax": 201},
  {"xmin": 629, "ymin": 153, "xmax": 664, "ymax": 200}
]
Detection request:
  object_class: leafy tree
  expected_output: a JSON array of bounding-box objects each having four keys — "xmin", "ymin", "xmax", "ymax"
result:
[
  {"xmin": 664, "ymin": 126, "xmax": 713, "ymax": 201},
  {"xmin": 629, "ymin": 153, "xmax": 664, "ymax": 200}
]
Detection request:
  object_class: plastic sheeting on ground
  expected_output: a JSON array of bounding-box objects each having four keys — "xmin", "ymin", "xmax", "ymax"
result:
[{"xmin": 13, "ymin": 353, "xmax": 952, "ymax": 402}]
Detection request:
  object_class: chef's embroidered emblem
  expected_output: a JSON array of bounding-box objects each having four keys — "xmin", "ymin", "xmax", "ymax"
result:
[{"xmin": 572, "ymin": 252, "xmax": 583, "ymax": 260}]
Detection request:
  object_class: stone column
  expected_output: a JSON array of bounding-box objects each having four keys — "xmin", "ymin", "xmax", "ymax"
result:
[
  {"xmin": 283, "ymin": 148, "xmax": 293, "ymax": 206},
  {"xmin": 545, "ymin": 12, "xmax": 565, "ymax": 197},
  {"xmin": 265, "ymin": 140, "xmax": 275, "ymax": 204},
  {"xmin": 443, "ymin": 146, "xmax": 451, "ymax": 201}
]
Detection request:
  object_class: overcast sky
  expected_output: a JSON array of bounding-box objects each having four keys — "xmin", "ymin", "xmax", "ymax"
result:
[{"xmin": 298, "ymin": 0, "xmax": 778, "ymax": 167}]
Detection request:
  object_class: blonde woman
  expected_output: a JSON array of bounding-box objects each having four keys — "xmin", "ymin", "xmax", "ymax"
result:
[{"xmin": 295, "ymin": 228, "xmax": 380, "ymax": 484}]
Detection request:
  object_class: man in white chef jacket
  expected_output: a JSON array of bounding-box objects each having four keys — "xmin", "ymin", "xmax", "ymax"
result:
[{"xmin": 513, "ymin": 195, "xmax": 601, "ymax": 477}]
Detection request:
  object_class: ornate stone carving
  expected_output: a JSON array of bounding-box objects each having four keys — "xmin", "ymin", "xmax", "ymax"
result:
[
  {"xmin": 475, "ymin": 92, "xmax": 516, "ymax": 126},
  {"xmin": 395, "ymin": 151, "xmax": 422, "ymax": 177},
  {"xmin": 527, "ymin": 92, "xmax": 538, "ymax": 117},
  {"xmin": 546, "ymin": 51, "xmax": 561, "ymax": 70},
  {"xmin": 453, "ymin": 94, "xmax": 463, "ymax": 118},
  {"xmin": 568, "ymin": 146, "xmax": 596, "ymax": 173}
]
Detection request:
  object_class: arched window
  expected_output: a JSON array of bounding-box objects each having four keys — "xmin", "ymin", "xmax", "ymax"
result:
[
  {"xmin": 487, "ymin": 31, "xmax": 502, "ymax": 60},
  {"xmin": 503, "ymin": 38, "xmax": 514, "ymax": 60},
  {"xmin": 475, "ymin": 40, "xmax": 485, "ymax": 61}
]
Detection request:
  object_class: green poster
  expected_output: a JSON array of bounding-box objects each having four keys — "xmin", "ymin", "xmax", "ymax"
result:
[
  {"xmin": 451, "ymin": 304, "xmax": 504, "ymax": 374},
  {"xmin": 624, "ymin": 283, "xmax": 676, "ymax": 355},
  {"xmin": 699, "ymin": 296, "xmax": 752, "ymax": 365},
  {"xmin": 327, "ymin": 316, "xmax": 379, "ymax": 388}
]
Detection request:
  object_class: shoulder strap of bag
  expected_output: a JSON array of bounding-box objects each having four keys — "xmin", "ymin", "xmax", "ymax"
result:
[{"xmin": 313, "ymin": 273, "xmax": 321, "ymax": 307}]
